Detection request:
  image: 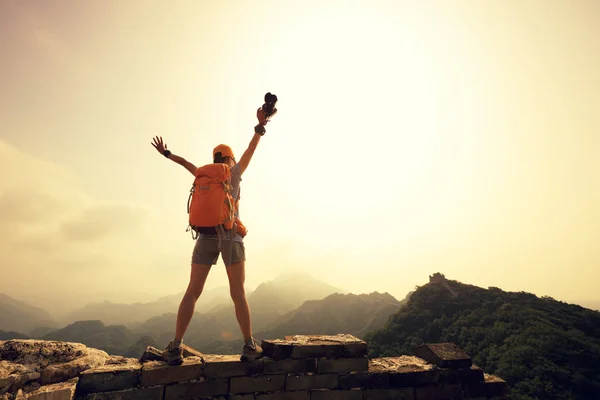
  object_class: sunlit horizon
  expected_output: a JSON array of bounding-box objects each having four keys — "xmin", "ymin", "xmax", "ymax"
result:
[{"xmin": 1, "ymin": 0, "xmax": 599, "ymax": 315}]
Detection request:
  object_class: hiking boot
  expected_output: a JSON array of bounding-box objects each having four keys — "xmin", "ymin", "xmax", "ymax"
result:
[
  {"xmin": 240, "ymin": 338, "xmax": 263, "ymax": 361},
  {"xmin": 162, "ymin": 341, "xmax": 184, "ymax": 366}
]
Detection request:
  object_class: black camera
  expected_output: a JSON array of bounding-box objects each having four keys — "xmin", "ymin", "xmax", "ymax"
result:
[{"xmin": 261, "ymin": 92, "xmax": 278, "ymax": 121}]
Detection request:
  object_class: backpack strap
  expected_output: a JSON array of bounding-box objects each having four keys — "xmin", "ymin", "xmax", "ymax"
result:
[{"xmin": 186, "ymin": 183, "xmax": 198, "ymax": 239}]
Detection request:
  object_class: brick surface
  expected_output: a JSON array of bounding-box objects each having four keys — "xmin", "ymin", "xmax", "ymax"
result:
[
  {"xmin": 77, "ymin": 364, "xmax": 141, "ymax": 394},
  {"xmin": 285, "ymin": 373, "xmax": 339, "ymax": 390},
  {"xmin": 28, "ymin": 377, "xmax": 78, "ymax": 400},
  {"xmin": 363, "ymin": 388, "xmax": 415, "ymax": 400},
  {"xmin": 389, "ymin": 369, "xmax": 439, "ymax": 387},
  {"xmin": 438, "ymin": 365, "xmax": 484, "ymax": 384},
  {"xmin": 344, "ymin": 341, "xmax": 368, "ymax": 358},
  {"xmin": 310, "ymin": 389, "xmax": 363, "ymax": 400},
  {"xmin": 77, "ymin": 385, "xmax": 164, "ymax": 400},
  {"xmin": 262, "ymin": 340, "xmax": 294, "ymax": 361},
  {"xmin": 340, "ymin": 371, "xmax": 390, "ymax": 389},
  {"xmin": 369, "ymin": 357, "xmax": 438, "ymax": 387},
  {"xmin": 412, "ymin": 343, "xmax": 472, "ymax": 369},
  {"xmin": 463, "ymin": 373, "xmax": 508, "ymax": 398},
  {"xmin": 317, "ymin": 357, "xmax": 369, "ymax": 373},
  {"xmin": 141, "ymin": 357, "xmax": 203, "ymax": 386},
  {"xmin": 256, "ymin": 391, "xmax": 310, "ymax": 400},
  {"xmin": 263, "ymin": 358, "xmax": 317, "ymax": 374},
  {"xmin": 263, "ymin": 335, "xmax": 365, "ymax": 360},
  {"xmin": 164, "ymin": 378, "xmax": 229, "ymax": 399},
  {"xmin": 291, "ymin": 341, "xmax": 344, "ymax": 359},
  {"xmin": 414, "ymin": 384, "xmax": 463, "ymax": 400},
  {"xmin": 202, "ymin": 354, "xmax": 263, "ymax": 378},
  {"xmin": 230, "ymin": 374, "xmax": 286, "ymax": 394}
]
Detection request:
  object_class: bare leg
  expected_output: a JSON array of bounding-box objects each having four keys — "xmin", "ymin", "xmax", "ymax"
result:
[
  {"xmin": 225, "ymin": 260, "xmax": 252, "ymax": 342},
  {"xmin": 175, "ymin": 263, "xmax": 211, "ymax": 341}
]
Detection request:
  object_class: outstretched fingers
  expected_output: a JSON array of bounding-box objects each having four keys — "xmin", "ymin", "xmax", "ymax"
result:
[{"xmin": 151, "ymin": 136, "xmax": 167, "ymax": 152}]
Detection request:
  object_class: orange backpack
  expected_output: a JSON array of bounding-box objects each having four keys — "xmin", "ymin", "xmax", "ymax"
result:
[{"xmin": 186, "ymin": 164, "xmax": 247, "ymax": 239}]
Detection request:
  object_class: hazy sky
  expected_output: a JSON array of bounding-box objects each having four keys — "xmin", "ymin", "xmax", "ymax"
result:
[{"xmin": 1, "ymin": 0, "xmax": 599, "ymax": 314}]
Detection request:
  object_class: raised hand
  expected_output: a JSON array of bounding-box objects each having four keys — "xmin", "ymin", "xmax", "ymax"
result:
[
  {"xmin": 257, "ymin": 107, "xmax": 271, "ymax": 126},
  {"xmin": 151, "ymin": 136, "xmax": 168, "ymax": 155}
]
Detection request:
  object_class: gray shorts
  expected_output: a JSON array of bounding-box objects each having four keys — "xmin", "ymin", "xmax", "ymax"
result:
[{"xmin": 191, "ymin": 238, "xmax": 246, "ymax": 266}]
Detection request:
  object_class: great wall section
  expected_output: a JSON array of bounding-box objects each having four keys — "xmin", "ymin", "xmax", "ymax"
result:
[{"xmin": 1, "ymin": 334, "xmax": 508, "ymax": 400}]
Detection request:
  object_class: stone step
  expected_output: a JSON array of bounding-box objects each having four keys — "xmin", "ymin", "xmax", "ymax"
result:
[{"xmin": 412, "ymin": 343, "xmax": 472, "ymax": 369}]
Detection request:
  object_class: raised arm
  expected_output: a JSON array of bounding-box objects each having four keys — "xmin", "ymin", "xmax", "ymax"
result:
[
  {"xmin": 151, "ymin": 136, "xmax": 197, "ymax": 176},
  {"xmin": 237, "ymin": 108, "xmax": 271, "ymax": 175}
]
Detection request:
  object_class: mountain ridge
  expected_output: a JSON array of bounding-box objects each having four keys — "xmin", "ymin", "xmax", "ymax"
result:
[{"xmin": 365, "ymin": 273, "xmax": 600, "ymax": 400}]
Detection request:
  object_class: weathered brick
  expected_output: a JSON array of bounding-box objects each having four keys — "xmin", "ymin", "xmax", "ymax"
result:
[
  {"xmin": 463, "ymin": 374, "xmax": 508, "ymax": 398},
  {"xmin": 141, "ymin": 357, "xmax": 203, "ymax": 386},
  {"xmin": 415, "ymin": 384, "xmax": 463, "ymax": 400},
  {"xmin": 164, "ymin": 378, "xmax": 229, "ymax": 399},
  {"xmin": 28, "ymin": 377, "xmax": 78, "ymax": 400},
  {"xmin": 363, "ymin": 388, "xmax": 415, "ymax": 400},
  {"xmin": 230, "ymin": 374, "xmax": 285, "ymax": 394},
  {"xmin": 317, "ymin": 357, "xmax": 368, "ymax": 373},
  {"xmin": 262, "ymin": 340, "xmax": 294, "ymax": 361},
  {"xmin": 310, "ymin": 389, "xmax": 363, "ymax": 400},
  {"xmin": 438, "ymin": 365, "xmax": 484, "ymax": 384},
  {"xmin": 344, "ymin": 341, "xmax": 368, "ymax": 358},
  {"xmin": 389, "ymin": 369, "xmax": 439, "ymax": 387},
  {"xmin": 462, "ymin": 382, "xmax": 486, "ymax": 398},
  {"xmin": 340, "ymin": 371, "xmax": 390, "ymax": 389},
  {"xmin": 369, "ymin": 357, "xmax": 438, "ymax": 387},
  {"xmin": 229, "ymin": 395, "xmax": 255, "ymax": 400},
  {"xmin": 202, "ymin": 354, "xmax": 263, "ymax": 378},
  {"xmin": 77, "ymin": 385, "xmax": 164, "ymax": 400},
  {"xmin": 291, "ymin": 342, "xmax": 344, "ymax": 359},
  {"xmin": 285, "ymin": 373, "xmax": 339, "ymax": 390},
  {"xmin": 287, "ymin": 335, "xmax": 349, "ymax": 359},
  {"xmin": 256, "ymin": 391, "xmax": 310, "ymax": 400},
  {"xmin": 263, "ymin": 358, "xmax": 317, "ymax": 374},
  {"xmin": 412, "ymin": 343, "xmax": 472, "ymax": 369},
  {"xmin": 263, "ymin": 335, "xmax": 366, "ymax": 361},
  {"xmin": 484, "ymin": 374, "xmax": 509, "ymax": 397},
  {"xmin": 77, "ymin": 364, "xmax": 141, "ymax": 394}
]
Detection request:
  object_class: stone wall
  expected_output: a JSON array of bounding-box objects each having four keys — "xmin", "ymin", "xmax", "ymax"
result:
[{"xmin": 1, "ymin": 335, "xmax": 508, "ymax": 400}]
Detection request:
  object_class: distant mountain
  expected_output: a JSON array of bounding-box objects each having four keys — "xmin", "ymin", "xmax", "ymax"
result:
[
  {"xmin": 255, "ymin": 292, "xmax": 404, "ymax": 340},
  {"xmin": 29, "ymin": 326, "xmax": 58, "ymax": 337},
  {"xmin": 0, "ymin": 330, "xmax": 30, "ymax": 340},
  {"xmin": 0, "ymin": 293, "xmax": 59, "ymax": 334},
  {"xmin": 66, "ymin": 286, "xmax": 230, "ymax": 327},
  {"xmin": 156, "ymin": 286, "xmax": 232, "ymax": 309},
  {"xmin": 365, "ymin": 274, "xmax": 600, "ymax": 400},
  {"xmin": 0, "ymin": 273, "xmax": 347, "ymax": 357},
  {"xmin": 42, "ymin": 320, "xmax": 139, "ymax": 356},
  {"xmin": 205, "ymin": 272, "xmax": 344, "ymax": 334},
  {"xmin": 123, "ymin": 335, "xmax": 160, "ymax": 358},
  {"xmin": 578, "ymin": 300, "xmax": 600, "ymax": 311},
  {"xmin": 130, "ymin": 311, "xmax": 236, "ymax": 352},
  {"xmin": 262, "ymin": 272, "xmax": 346, "ymax": 309},
  {"xmin": 56, "ymin": 273, "xmax": 341, "ymax": 332}
]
